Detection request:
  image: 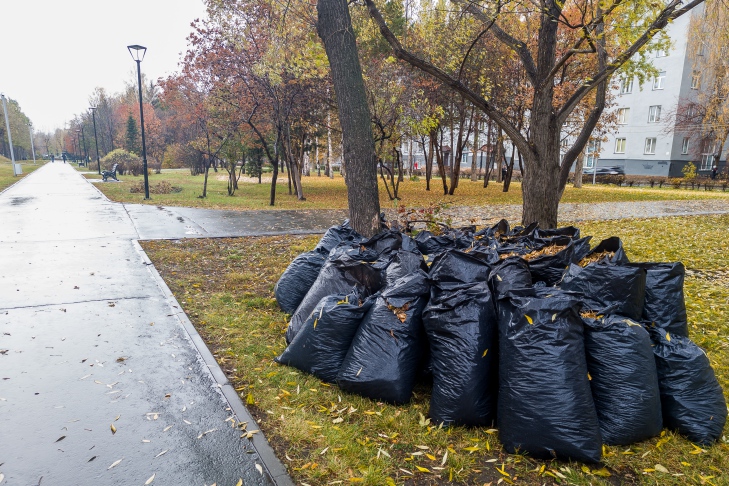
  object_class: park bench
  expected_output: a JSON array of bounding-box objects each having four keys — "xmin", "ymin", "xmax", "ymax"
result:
[{"xmin": 102, "ymin": 163, "xmax": 120, "ymax": 182}]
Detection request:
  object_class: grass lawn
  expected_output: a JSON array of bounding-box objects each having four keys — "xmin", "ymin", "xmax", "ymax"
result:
[
  {"xmin": 0, "ymin": 160, "xmax": 46, "ymax": 192},
  {"xmin": 141, "ymin": 214, "xmax": 729, "ymax": 486},
  {"xmin": 90, "ymin": 168, "xmax": 729, "ymax": 211}
]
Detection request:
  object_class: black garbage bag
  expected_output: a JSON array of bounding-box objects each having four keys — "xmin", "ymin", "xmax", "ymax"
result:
[
  {"xmin": 528, "ymin": 236, "xmax": 592, "ymax": 285},
  {"xmin": 383, "ymin": 250, "xmax": 427, "ymax": 288},
  {"xmin": 464, "ymin": 243, "xmax": 500, "ymax": 265},
  {"xmin": 474, "ymin": 219, "xmax": 510, "ymax": 239},
  {"xmin": 422, "ymin": 280, "xmax": 498, "ymax": 426},
  {"xmin": 414, "ymin": 230, "xmax": 454, "ymax": 255},
  {"xmin": 286, "ymin": 246, "xmax": 386, "ymax": 343},
  {"xmin": 631, "ymin": 262, "xmax": 688, "ymax": 337},
  {"xmin": 488, "ymin": 257, "xmax": 533, "ymax": 298},
  {"xmin": 502, "ymin": 222, "xmax": 539, "ymax": 242},
  {"xmin": 336, "ymin": 271, "xmax": 430, "ymax": 404},
  {"xmin": 534, "ymin": 226, "xmax": 581, "ymax": 240},
  {"xmin": 275, "ymin": 290, "xmax": 372, "ymax": 382},
  {"xmin": 274, "ymin": 249, "xmax": 329, "ymax": 315},
  {"xmin": 497, "ymin": 289, "xmax": 602, "ymax": 463},
  {"xmin": 583, "ymin": 315, "xmax": 662, "ymax": 445},
  {"xmin": 315, "ymin": 220, "xmax": 363, "ymax": 253},
  {"xmin": 428, "ymin": 250, "xmax": 491, "ymax": 284},
  {"xmin": 414, "ymin": 227, "xmax": 475, "ymax": 255},
  {"xmin": 361, "ymin": 229, "xmax": 419, "ymax": 255},
  {"xmin": 579, "ymin": 236, "xmax": 629, "ymax": 266},
  {"xmin": 560, "ymin": 263, "xmax": 646, "ymax": 320},
  {"xmin": 650, "ymin": 327, "xmax": 727, "ymax": 445}
]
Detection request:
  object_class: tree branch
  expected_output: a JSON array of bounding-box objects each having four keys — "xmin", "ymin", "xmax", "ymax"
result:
[
  {"xmin": 364, "ymin": 0, "xmax": 531, "ymax": 157},
  {"xmin": 454, "ymin": 0, "xmax": 538, "ymax": 86},
  {"xmin": 557, "ymin": 0, "xmax": 706, "ymax": 124}
]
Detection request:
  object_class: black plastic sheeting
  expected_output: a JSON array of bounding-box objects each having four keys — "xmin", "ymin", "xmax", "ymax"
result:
[
  {"xmin": 650, "ymin": 327, "xmax": 727, "ymax": 445},
  {"xmin": 274, "ymin": 250, "xmax": 328, "ymax": 315},
  {"xmin": 314, "ymin": 220, "xmax": 363, "ymax": 253},
  {"xmin": 497, "ymin": 289, "xmax": 603, "ymax": 463},
  {"xmin": 423, "ymin": 279, "xmax": 497, "ymax": 426},
  {"xmin": 584, "ymin": 315, "xmax": 662, "ymax": 445},
  {"xmin": 337, "ymin": 271, "xmax": 430, "ymax": 404},
  {"xmin": 286, "ymin": 246, "xmax": 386, "ymax": 343},
  {"xmin": 560, "ymin": 263, "xmax": 647, "ymax": 321},
  {"xmin": 275, "ymin": 291, "xmax": 372, "ymax": 382},
  {"xmin": 632, "ymin": 262, "xmax": 689, "ymax": 337}
]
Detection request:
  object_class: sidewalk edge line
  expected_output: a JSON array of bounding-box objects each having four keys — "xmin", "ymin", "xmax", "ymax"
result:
[{"xmin": 132, "ymin": 240, "xmax": 294, "ymax": 486}]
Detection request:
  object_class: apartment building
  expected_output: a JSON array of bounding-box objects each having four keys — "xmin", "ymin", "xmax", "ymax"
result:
[{"xmin": 592, "ymin": 9, "xmax": 728, "ymax": 177}]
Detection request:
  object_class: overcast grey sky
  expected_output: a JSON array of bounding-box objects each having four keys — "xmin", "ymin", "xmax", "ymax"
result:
[{"xmin": 2, "ymin": 0, "xmax": 207, "ymax": 133}]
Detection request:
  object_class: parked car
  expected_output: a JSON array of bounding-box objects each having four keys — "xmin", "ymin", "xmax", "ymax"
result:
[{"xmin": 586, "ymin": 166, "xmax": 625, "ymax": 175}]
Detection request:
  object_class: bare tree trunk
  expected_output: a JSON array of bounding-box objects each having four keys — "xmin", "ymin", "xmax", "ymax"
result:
[
  {"xmin": 471, "ymin": 114, "xmax": 479, "ymax": 182},
  {"xmin": 317, "ymin": 0, "xmax": 381, "ymax": 236},
  {"xmin": 573, "ymin": 151, "xmax": 584, "ymax": 188},
  {"xmin": 425, "ymin": 134, "xmax": 434, "ymax": 190},
  {"xmin": 434, "ymin": 140, "xmax": 449, "ymax": 195}
]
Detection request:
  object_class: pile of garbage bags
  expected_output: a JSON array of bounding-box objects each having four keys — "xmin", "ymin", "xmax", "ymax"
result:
[{"xmin": 274, "ymin": 220, "xmax": 727, "ymax": 463}]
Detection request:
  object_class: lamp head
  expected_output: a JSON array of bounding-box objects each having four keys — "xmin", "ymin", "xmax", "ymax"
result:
[
  {"xmin": 89, "ymin": 106, "xmax": 97, "ymax": 112},
  {"xmin": 127, "ymin": 45, "xmax": 147, "ymax": 62}
]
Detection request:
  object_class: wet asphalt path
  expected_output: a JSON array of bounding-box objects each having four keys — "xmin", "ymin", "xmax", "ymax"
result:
[{"xmin": 0, "ymin": 163, "xmax": 286, "ymax": 485}]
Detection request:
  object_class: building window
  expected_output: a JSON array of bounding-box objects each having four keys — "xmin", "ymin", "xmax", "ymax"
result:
[
  {"xmin": 648, "ymin": 105, "xmax": 662, "ymax": 123},
  {"xmin": 617, "ymin": 108, "xmax": 630, "ymax": 124},
  {"xmin": 620, "ymin": 77, "xmax": 634, "ymax": 94},
  {"xmin": 656, "ymin": 49, "xmax": 668, "ymax": 57},
  {"xmin": 653, "ymin": 71, "xmax": 666, "ymax": 90},
  {"xmin": 644, "ymin": 138, "xmax": 657, "ymax": 154},
  {"xmin": 615, "ymin": 138, "xmax": 626, "ymax": 153},
  {"xmin": 682, "ymin": 137, "xmax": 690, "ymax": 155},
  {"xmin": 701, "ymin": 154, "xmax": 715, "ymax": 170},
  {"xmin": 701, "ymin": 140, "xmax": 716, "ymax": 170},
  {"xmin": 687, "ymin": 104, "xmax": 696, "ymax": 118},
  {"xmin": 585, "ymin": 140, "xmax": 601, "ymax": 168},
  {"xmin": 691, "ymin": 72, "xmax": 701, "ymax": 89}
]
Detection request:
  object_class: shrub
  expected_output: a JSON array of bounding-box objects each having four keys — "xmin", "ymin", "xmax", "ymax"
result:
[
  {"xmin": 682, "ymin": 162, "xmax": 697, "ymax": 180},
  {"xmin": 101, "ymin": 149, "xmax": 143, "ymax": 176},
  {"xmin": 668, "ymin": 178, "xmax": 683, "ymax": 189}
]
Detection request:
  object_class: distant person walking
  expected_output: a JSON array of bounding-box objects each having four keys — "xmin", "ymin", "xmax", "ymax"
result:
[
  {"xmin": 711, "ymin": 165, "xmax": 718, "ymax": 180},
  {"xmin": 50, "ymin": 154, "xmax": 55, "ymax": 163},
  {"xmin": 62, "ymin": 153, "xmax": 66, "ymax": 164}
]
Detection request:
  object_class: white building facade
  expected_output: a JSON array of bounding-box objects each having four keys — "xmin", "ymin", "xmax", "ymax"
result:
[{"xmin": 593, "ymin": 9, "xmax": 728, "ymax": 177}]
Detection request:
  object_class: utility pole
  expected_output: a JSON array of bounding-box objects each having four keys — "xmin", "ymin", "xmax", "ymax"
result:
[
  {"xmin": 1, "ymin": 94, "xmax": 18, "ymax": 176},
  {"xmin": 28, "ymin": 122, "xmax": 36, "ymax": 164}
]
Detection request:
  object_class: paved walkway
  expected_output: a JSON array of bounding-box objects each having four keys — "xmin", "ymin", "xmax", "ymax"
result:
[{"xmin": 0, "ymin": 163, "xmax": 289, "ymax": 485}]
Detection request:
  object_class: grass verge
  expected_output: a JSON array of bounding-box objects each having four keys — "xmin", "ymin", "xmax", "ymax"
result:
[
  {"xmin": 0, "ymin": 160, "xmax": 46, "ymax": 191},
  {"xmin": 140, "ymin": 215, "xmax": 729, "ymax": 485},
  {"xmin": 93, "ymin": 169, "xmax": 729, "ymax": 211}
]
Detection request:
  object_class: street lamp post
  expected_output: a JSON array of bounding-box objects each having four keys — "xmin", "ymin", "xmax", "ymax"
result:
[
  {"xmin": 79, "ymin": 127, "xmax": 88, "ymax": 166},
  {"xmin": 127, "ymin": 44, "xmax": 150, "ymax": 199},
  {"xmin": 1, "ymin": 93, "xmax": 18, "ymax": 176},
  {"xmin": 89, "ymin": 106, "xmax": 101, "ymax": 175},
  {"xmin": 28, "ymin": 122, "xmax": 36, "ymax": 164},
  {"xmin": 76, "ymin": 130, "xmax": 82, "ymax": 164}
]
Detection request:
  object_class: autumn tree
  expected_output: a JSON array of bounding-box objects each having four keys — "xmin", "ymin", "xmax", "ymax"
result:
[{"xmin": 366, "ymin": 0, "xmax": 704, "ymax": 227}]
